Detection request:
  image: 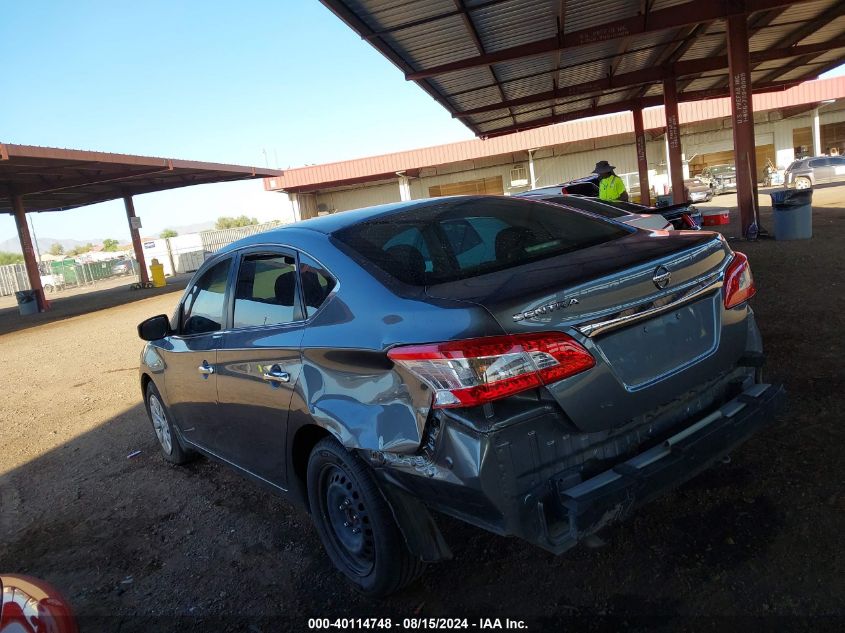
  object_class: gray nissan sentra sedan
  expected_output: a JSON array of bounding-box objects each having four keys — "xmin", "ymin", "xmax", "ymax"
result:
[{"xmin": 137, "ymin": 195, "xmax": 783, "ymax": 596}]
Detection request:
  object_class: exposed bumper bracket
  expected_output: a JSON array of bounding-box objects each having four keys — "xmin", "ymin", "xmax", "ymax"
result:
[{"xmin": 535, "ymin": 382, "xmax": 785, "ymax": 554}]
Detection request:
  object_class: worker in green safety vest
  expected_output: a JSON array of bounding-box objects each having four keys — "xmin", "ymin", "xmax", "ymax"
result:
[{"xmin": 594, "ymin": 160, "xmax": 629, "ymax": 202}]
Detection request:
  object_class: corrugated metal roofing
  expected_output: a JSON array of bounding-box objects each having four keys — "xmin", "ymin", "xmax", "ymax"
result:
[
  {"xmin": 269, "ymin": 77, "xmax": 845, "ymax": 192},
  {"xmin": 321, "ymin": 0, "xmax": 845, "ymax": 137}
]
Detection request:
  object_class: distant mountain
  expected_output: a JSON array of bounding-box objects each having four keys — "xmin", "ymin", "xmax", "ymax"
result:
[
  {"xmin": 0, "ymin": 236, "xmax": 102, "ymax": 254},
  {"xmin": 0, "ymin": 220, "xmax": 216, "ymax": 253}
]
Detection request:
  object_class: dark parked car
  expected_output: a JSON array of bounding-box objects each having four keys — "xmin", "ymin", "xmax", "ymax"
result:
[
  {"xmin": 519, "ymin": 174, "xmax": 600, "ymax": 197},
  {"xmin": 785, "ymin": 155, "xmax": 845, "ymax": 189},
  {"xmin": 684, "ymin": 177, "xmax": 714, "ymax": 203},
  {"xmin": 138, "ymin": 195, "xmax": 782, "ymax": 596},
  {"xmin": 518, "ymin": 192, "xmax": 702, "ymax": 230},
  {"xmin": 699, "ymin": 164, "xmax": 737, "ymax": 195}
]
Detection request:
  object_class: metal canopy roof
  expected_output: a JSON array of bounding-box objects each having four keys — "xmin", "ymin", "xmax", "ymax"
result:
[
  {"xmin": 0, "ymin": 144, "xmax": 282, "ymax": 214},
  {"xmin": 322, "ymin": 0, "xmax": 845, "ymax": 137}
]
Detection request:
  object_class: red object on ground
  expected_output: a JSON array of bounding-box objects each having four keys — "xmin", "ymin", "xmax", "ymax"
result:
[
  {"xmin": 1, "ymin": 574, "xmax": 78, "ymax": 633},
  {"xmin": 702, "ymin": 209, "xmax": 731, "ymax": 226}
]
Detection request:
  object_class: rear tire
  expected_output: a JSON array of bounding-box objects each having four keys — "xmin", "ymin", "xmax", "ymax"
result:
[
  {"xmin": 795, "ymin": 176, "xmax": 812, "ymax": 190},
  {"xmin": 145, "ymin": 382, "xmax": 193, "ymax": 464},
  {"xmin": 307, "ymin": 437, "xmax": 424, "ymax": 597}
]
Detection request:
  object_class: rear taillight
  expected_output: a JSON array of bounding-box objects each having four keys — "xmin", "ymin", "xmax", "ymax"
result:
[
  {"xmin": 723, "ymin": 252, "xmax": 756, "ymax": 308},
  {"xmin": 387, "ymin": 332, "xmax": 595, "ymax": 408},
  {"xmin": 681, "ymin": 213, "xmax": 697, "ymax": 229}
]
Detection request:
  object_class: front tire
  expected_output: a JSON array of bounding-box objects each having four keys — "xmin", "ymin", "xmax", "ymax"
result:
[
  {"xmin": 795, "ymin": 176, "xmax": 812, "ymax": 190},
  {"xmin": 307, "ymin": 438, "xmax": 424, "ymax": 597},
  {"xmin": 145, "ymin": 382, "xmax": 193, "ymax": 464}
]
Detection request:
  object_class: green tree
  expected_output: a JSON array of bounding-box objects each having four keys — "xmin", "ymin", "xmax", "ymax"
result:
[
  {"xmin": 160, "ymin": 229, "xmax": 178, "ymax": 238},
  {"xmin": 102, "ymin": 239, "xmax": 120, "ymax": 252},
  {"xmin": 0, "ymin": 251, "xmax": 24, "ymax": 265},
  {"xmin": 48, "ymin": 243, "xmax": 65, "ymax": 256},
  {"xmin": 215, "ymin": 215, "xmax": 259, "ymax": 230},
  {"xmin": 67, "ymin": 243, "xmax": 95, "ymax": 257}
]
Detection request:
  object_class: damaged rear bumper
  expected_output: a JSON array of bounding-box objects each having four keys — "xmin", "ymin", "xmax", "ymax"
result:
[
  {"xmin": 377, "ymin": 381, "xmax": 784, "ymax": 558},
  {"xmin": 541, "ymin": 382, "xmax": 784, "ymax": 553}
]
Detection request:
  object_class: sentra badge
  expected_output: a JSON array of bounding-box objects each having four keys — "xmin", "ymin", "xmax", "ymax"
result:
[{"xmin": 512, "ymin": 297, "xmax": 579, "ymax": 322}]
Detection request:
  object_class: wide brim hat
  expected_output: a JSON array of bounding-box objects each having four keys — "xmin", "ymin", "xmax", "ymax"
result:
[{"xmin": 593, "ymin": 160, "xmax": 615, "ymax": 174}]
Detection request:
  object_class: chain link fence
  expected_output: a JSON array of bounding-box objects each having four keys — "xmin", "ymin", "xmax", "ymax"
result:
[
  {"xmin": 0, "ymin": 257, "xmax": 141, "ymax": 297},
  {"xmin": 0, "ymin": 220, "xmax": 284, "ymax": 298}
]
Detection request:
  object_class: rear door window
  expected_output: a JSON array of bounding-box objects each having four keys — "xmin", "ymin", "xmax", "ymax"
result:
[
  {"xmin": 830, "ymin": 156, "xmax": 845, "ymax": 175},
  {"xmin": 233, "ymin": 253, "xmax": 301, "ymax": 328},
  {"xmin": 335, "ymin": 197, "xmax": 629, "ymax": 286},
  {"xmin": 181, "ymin": 258, "xmax": 231, "ymax": 335},
  {"xmin": 809, "ymin": 158, "xmax": 830, "ymax": 168},
  {"xmin": 299, "ymin": 253, "xmax": 337, "ymax": 318}
]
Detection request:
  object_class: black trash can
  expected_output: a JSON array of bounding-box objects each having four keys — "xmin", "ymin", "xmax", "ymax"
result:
[
  {"xmin": 770, "ymin": 188, "xmax": 813, "ymax": 240},
  {"xmin": 15, "ymin": 290, "xmax": 38, "ymax": 316}
]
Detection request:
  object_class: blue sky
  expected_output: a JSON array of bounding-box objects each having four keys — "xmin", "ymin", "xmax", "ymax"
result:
[{"xmin": 0, "ymin": 0, "xmax": 473, "ymax": 243}]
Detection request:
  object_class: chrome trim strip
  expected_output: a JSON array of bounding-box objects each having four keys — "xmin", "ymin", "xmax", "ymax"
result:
[{"xmin": 576, "ymin": 275, "xmax": 723, "ymax": 338}]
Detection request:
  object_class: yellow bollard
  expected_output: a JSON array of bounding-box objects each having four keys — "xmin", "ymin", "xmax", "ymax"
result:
[{"xmin": 150, "ymin": 258, "xmax": 166, "ymax": 287}]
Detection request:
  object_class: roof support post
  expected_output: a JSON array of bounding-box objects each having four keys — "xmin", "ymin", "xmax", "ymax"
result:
[
  {"xmin": 397, "ymin": 173, "xmax": 412, "ymax": 201},
  {"xmin": 727, "ymin": 13, "xmax": 758, "ymax": 238},
  {"xmin": 632, "ymin": 108, "xmax": 651, "ymax": 206},
  {"xmin": 812, "ymin": 107, "xmax": 822, "ymax": 156},
  {"xmin": 662, "ymin": 77, "xmax": 686, "ymax": 205},
  {"xmin": 124, "ymin": 195, "xmax": 150, "ymax": 285},
  {"xmin": 12, "ymin": 194, "xmax": 47, "ymax": 311},
  {"xmin": 290, "ymin": 193, "xmax": 318, "ymax": 220}
]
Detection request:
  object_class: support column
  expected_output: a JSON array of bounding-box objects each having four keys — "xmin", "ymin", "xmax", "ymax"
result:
[
  {"xmin": 727, "ymin": 13, "xmax": 757, "ymax": 238},
  {"xmin": 528, "ymin": 149, "xmax": 537, "ymax": 189},
  {"xmin": 124, "ymin": 196, "xmax": 150, "ymax": 285},
  {"xmin": 663, "ymin": 77, "xmax": 686, "ymax": 205},
  {"xmin": 812, "ymin": 107, "xmax": 822, "ymax": 156},
  {"xmin": 12, "ymin": 194, "xmax": 47, "ymax": 311},
  {"xmin": 632, "ymin": 108, "xmax": 651, "ymax": 207},
  {"xmin": 290, "ymin": 192, "xmax": 318, "ymax": 220},
  {"xmin": 397, "ymin": 173, "xmax": 412, "ymax": 201}
]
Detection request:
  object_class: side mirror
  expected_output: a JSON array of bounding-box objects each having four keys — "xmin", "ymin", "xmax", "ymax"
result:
[{"xmin": 138, "ymin": 314, "xmax": 171, "ymax": 341}]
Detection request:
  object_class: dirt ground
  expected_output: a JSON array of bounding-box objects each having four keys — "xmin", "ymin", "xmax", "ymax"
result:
[{"xmin": 1, "ymin": 188, "xmax": 844, "ymax": 632}]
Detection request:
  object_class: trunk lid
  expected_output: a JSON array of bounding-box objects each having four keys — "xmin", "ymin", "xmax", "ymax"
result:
[{"xmin": 426, "ymin": 230, "xmax": 738, "ymax": 432}]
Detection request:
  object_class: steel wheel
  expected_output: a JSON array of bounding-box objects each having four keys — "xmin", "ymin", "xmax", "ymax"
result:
[
  {"xmin": 318, "ymin": 463, "xmax": 375, "ymax": 576},
  {"xmin": 795, "ymin": 177, "xmax": 811, "ymax": 190},
  {"xmin": 149, "ymin": 393, "xmax": 172, "ymax": 455}
]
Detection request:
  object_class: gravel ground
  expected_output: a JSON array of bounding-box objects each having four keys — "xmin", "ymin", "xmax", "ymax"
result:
[{"xmin": 1, "ymin": 188, "xmax": 844, "ymax": 632}]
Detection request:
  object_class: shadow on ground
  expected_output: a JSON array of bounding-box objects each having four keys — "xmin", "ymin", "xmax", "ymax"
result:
[
  {"xmin": 0, "ymin": 275, "xmax": 191, "ymax": 337},
  {"xmin": 1, "ymin": 204, "xmax": 845, "ymax": 630}
]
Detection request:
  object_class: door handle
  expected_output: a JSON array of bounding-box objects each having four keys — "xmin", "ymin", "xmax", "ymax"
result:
[
  {"xmin": 197, "ymin": 364, "xmax": 214, "ymax": 375},
  {"xmin": 262, "ymin": 365, "xmax": 290, "ymax": 383}
]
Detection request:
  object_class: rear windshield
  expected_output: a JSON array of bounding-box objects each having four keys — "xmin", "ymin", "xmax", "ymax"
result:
[{"xmin": 333, "ymin": 197, "xmax": 629, "ymax": 286}]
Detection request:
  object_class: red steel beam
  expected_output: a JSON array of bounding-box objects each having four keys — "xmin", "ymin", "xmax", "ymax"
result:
[
  {"xmin": 727, "ymin": 13, "xmax": 758, "ymax": 238},
  {"xmin": 632, "ymin": 108, "xmax": 651, "ymax": 206},
  {"xmin": 124, "ymin": 196, "xmax": 150, "ymax": 285},
  {"xmin": 663, "ymin": 78, "xmax": 686, "ymax": 205},
  {"xmin": 480, "ymin": 79, "xmax": 802, "ymax": 138},
  {"xmin": 12, "ymin": 194, "xmax": 47, "ymax": 312},
  {"xmin": 455, "ymin": 38, "xmax": 845, "ymax": 118},
  {"xmin": 406, "ymin": 0, "xmax": 799, "ymax": 80}
]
